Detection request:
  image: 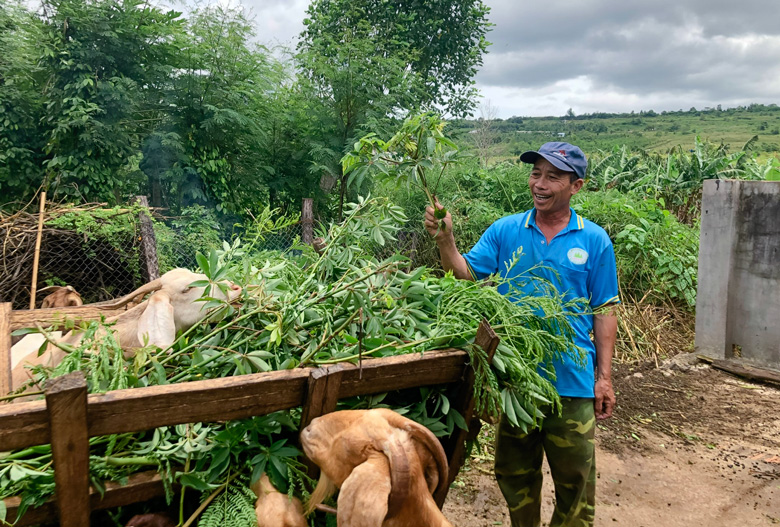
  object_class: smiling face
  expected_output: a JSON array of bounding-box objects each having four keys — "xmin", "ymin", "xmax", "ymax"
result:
[{"xmin": 528, "ymin": 158, "xmax": 584, "ymax": 217}]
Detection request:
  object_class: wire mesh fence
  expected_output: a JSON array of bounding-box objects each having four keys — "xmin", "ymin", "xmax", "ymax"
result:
[
  {"xmin": 156, "ymin": 222, "xmax": 305, "ymax": 273},
  {"xmin": 0, "ymin": 204, "xmax": 145, "ymax": 310}
]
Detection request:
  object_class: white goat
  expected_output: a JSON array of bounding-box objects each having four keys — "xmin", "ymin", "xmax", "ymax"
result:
[
  {"xmin": 252, "ymin": 473, "xmax": 307, "ymax": 527},
  {"xmin": 300, "ymin": 408, "xmax": 451, "ymax": 527},
  {"xmin": 10, "ymin": 286, "xmax": 84, "ymax": 372},
  {"xmin": 10, "ymin": 268, "xmax": 241, "ymax": 393}
]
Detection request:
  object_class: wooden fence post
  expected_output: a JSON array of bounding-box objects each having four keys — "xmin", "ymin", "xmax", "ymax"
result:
[
  {"xmin": 299, "ymin": 364, "xmax": 346, "ymax": 479},
  {"xmin": 434, "ymin": 319, "xmax": 499, "ymax": 508},
  {"xmin": 0, "ymin": 303, "xmax": 11, "ymax": 397},
  {"xmin": 29, "ymin": 191, "xmax": 46, "ymax": 309},
  {"xmin": 135, "ymin": 196, "xmax": 160, "ymax": 282},
  {"xmin": 46, "ymin": 371, "xmax": 90, "ymax": 527},
  {"xmin": 301, "ymin": 198, "xmax": 314, "ymax": 246}
]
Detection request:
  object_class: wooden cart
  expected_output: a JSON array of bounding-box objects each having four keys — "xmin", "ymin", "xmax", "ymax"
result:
[{"xmin": 0, "ymin": 303, "xmax": 498, "ymax": 526}]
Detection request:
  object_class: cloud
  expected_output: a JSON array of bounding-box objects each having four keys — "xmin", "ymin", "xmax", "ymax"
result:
[
  {"xmin": 199, "ymin": 0, "xmax": 780, "ymax": 117},
  {"xmin": 476, "ymin": 0, "xmax": 780, "ymax": 116}
]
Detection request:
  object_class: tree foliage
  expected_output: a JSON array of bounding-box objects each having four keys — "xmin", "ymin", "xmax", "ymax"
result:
[{"xmin": 299, "ymin": 0, "xmax": 492, "ymax": 118}]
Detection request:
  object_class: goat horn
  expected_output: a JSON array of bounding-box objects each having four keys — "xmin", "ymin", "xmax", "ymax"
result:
[
  {"xmin": 384, "ymin": 411, "xmax": 449, "ymax": 497},
  {"xmin": 384, "ymin": 434, "xmax": 411, "ymax": 519},
  {"xmin": 90, "ymin": 279, "xmax": 163, "ymax": 309},
  {"xmin": 36, "ymin": 285, "xmax": 62, "ymax": 293}
]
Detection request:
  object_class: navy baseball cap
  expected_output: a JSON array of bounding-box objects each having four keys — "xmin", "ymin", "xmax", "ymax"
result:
[{"xmin": 520, "ymin": 142, "xmax": 588, "ymax": 179}]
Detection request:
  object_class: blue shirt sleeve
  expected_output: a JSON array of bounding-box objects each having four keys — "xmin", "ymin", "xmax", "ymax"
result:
[
  {"xmin": 462, "ymin": 222, "xmax": 501, "ymax": 280},
  {"xmin": 587, "ymin": 239, "xmax": 620, "ymax": 308}
]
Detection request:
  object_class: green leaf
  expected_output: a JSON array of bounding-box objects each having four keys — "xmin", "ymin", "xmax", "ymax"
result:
[
  {"xmin": 178, "ymin": 473, "xmax": 211, "ymax": 491},
  {"xmin": 196, "ymin": 252, "xmax": 210, "ymax": 275}
]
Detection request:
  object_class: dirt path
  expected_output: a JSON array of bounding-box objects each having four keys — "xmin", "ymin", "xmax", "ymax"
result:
[{"xmin": 443, "ymin": 356, "xmax": 780, "ymax": 526}]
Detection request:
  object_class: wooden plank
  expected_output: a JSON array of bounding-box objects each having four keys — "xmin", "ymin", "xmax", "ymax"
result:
[
  {"xmin": 0, "ymin": 350, "xmax": 467, "ymax": 452},
  {"xmin": 0, "ymin": 399, "xmax": 49, "ymax": 451},
  {"xmin": 0, "ymin": 303, "xmax": 12, "ymax": 397},
  {"xmin": 698, "ymin": 355, "xmax": 780, "ymax": 387},
  {"xmin": 3, "ymin": 470, "xmax": 170, "ymax": 526},
  {"xmin": 435, "ymin": 320, "xmax": 499, "ymax": 508},
  {"xmin": 135, "ymin": 196, "xmax": 160, "ymax": 282},
  {"xmin": 87, "ymin": 369, "xmax": 311, "ymax": 437},
  {"xmin": 46, "ymin": 371, "xmax": 90, "ymax": 527},
  {"xmin": 9, "ymin": 305, "xmax": 128, "ymax": 331},
  {"xmin": 337, "ymin": 349, "xmax": 468, "ymax": 397},
  {"xmin": 299, "ymin": 364, "xmax": 346, "ymax": 479}
]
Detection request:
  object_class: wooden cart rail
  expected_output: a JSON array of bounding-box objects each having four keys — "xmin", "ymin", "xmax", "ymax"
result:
[{"xmin": 1, "ymin": 302, "xmax": 499, "ymax": 527}]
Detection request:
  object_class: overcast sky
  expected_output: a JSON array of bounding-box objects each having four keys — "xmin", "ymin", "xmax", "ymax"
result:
[{"xmin": 236, "ymin": 0, "xmax": 780, "ymax": 119}]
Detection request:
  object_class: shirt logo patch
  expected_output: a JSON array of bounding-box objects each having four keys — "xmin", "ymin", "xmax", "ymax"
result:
[{"xmin": 567, "ymin": 248, "xmax": 588, "ymax": 265}]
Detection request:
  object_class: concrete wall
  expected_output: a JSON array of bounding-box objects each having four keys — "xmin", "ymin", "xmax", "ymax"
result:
[{"xmin": 696, "ymin": 180, "xmax": 780, "ymax": 368}]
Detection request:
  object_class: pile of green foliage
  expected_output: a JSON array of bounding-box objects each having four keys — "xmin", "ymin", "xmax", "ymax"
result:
[{"xmin": 2, "ymin": 198, "xmax": 582, "ymax": 525}]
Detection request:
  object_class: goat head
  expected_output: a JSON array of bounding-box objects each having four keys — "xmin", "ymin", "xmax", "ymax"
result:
[
  {"xmin": 301, "ymin": 409, "xmax": 450, "ymax": 527},
  {"xmin": 252, "ymin": 473, "xmax": 307, "ymax": 527}
]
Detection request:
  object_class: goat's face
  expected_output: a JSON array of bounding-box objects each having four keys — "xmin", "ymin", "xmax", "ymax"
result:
[
  {"xmin": 158, "ymin": 269, "xmax": 242, "ymax": 331},
  {"xmin": 301, "ymin": 410, "xmax": 408, "ymax": 487},
  {"xmin": 41, "ymin": 286, "xmax": 83, "ymax": 308},
  {"xmin": 301, "ymin": 411, "xmax": 375, "ymax": 485}
]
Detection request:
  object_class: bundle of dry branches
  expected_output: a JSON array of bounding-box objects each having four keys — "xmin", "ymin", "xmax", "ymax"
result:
[
  {"xmin": 0, "ymin": 202, "xmax": 140, "ymax": 308},
  {"xmin": 614, "ymin": 302, "xmax": 695, "ymax": 365}
]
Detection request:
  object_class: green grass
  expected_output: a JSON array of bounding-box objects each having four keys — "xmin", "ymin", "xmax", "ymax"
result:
[{"xmin": 451, "ymin": 105, "xmax": 780, "ymax": 160}]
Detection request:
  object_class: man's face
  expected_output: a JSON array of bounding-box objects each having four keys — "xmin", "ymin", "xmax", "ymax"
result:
[{"xmin": 528, "ymin": 158, "xmax": 583, "ymax": 215}]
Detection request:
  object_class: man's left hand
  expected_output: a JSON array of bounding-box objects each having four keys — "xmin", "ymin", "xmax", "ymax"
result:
[{"xmin": 594, "ymin": 377, "xmax": 615, "ymax": 420}]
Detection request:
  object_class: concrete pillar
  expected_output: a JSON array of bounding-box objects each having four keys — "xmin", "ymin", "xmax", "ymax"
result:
[
  {"xmin": 695, "ymin": 180, "xmax": 741, "ymax": 359},
  {"xmin": 696, "ymin": 180, "xmax": 780, "ymax": 368}
]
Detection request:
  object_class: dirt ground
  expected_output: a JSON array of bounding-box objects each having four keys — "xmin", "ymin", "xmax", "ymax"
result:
[{"xmin": 443, "ymin": 355, "xmax": 780, "ymax": 526}]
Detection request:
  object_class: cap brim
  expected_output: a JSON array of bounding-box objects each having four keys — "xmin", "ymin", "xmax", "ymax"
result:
[{"xmin": 519, "ymin": 151, "xmax": 580, "ymax": 178}]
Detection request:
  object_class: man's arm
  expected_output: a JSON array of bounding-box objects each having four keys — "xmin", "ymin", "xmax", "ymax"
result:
[
  {"xmin": 593, "ymin": 306, "xmax": 617, "ymax": 420},
  {"xmin": 424, "ymin": 200, "xmax": 473, "ymax": 281}
]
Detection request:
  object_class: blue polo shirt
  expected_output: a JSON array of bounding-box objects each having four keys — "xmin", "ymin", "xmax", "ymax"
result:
[{"xmin": 463, "ymin": 208, "xmax": 619, "ymax": 398}]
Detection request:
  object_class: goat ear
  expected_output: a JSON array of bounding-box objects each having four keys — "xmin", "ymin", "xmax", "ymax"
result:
[
  {"xmin": 379, "ymin": 409, "xmax": 449, "ymax": 497},
  {"xmin": 338, "ymin": 454, "xmax": 391, "ymax": 527},
  {"xmin": 136, "ymin": 293, "xmax": 176, "ymax": 348}
]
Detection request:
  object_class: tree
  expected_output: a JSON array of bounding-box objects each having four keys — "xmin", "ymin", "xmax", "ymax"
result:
[
  {"xmin": 37, "ymin": 0, "xmax": 182, "ymax": 203},
  {"xmin": 471, "ymin": 100, "xmax": 499, "ymax": 167},
  {"xmin": 299, "ymin": 0, "xmax": 492, "ymax": 118},
  {"xmin": 297, "ymin": 9, "xmax": 417, "ymax": 218},
  {"xmin": 0, "ymin": 1, "xmax": 47, "ymax": 203},
  {"xmin": 143, "ymin": 5, "xmax": 279, "ymax": 215}
]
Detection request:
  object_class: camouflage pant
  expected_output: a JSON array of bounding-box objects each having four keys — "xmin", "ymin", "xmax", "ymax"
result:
[{"xmin": 494, "ymin": 397, "xmax": 596, "ymax": 527}]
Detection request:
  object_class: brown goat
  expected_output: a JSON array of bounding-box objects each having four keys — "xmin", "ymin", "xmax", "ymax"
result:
[
  {"xmin": 252, "ymin": 473, "xmax": 307, "ymax": 527},
  {"xmin": 300, "ymin": 409, "xmax": 451, "ymax": 527},
  {"xmin": 39, "ymin": 285, "xmax": 83, "ymax": 308}
]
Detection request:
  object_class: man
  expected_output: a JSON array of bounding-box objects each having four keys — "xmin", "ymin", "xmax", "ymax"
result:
[{"xmin": 424, "ymin": 142, "xmax": 618, "ymax": 527}]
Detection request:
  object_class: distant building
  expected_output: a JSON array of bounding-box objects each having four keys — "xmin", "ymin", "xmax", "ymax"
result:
[{"xmin": 557, "ymin": 132, "xmax": 566, "ymax": 137}]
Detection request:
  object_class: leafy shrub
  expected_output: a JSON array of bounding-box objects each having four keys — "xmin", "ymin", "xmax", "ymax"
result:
[
  {"xmin": 156, "ymin": 205, "xmax": 224, "ymax": 271},
  {"xmin": 573, "ymin": 190, "xmax": 698, "ymax": 308}
]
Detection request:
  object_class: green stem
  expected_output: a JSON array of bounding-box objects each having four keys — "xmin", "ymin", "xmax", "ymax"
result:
[
  {"xmin": 299, "ymin": 309, "xmax": 362, "ymax": 367},
  {"xmin": 167, "ymin": 332, "xmax": 259, "ymax": 383},
  {"xmin": 102, "ymin": 456, "xmax": 158, "ymax": 467},
  {"xmin": 139, "ymin": 305, "xmax": 273, "ymax": 378},
  {"xmin": 181, "ymin": 471, "xmax": 240, "ymax": 527},
  {"xmin": 0, "ymin": 390, "xmax": 44, "ymax": 402},
  {"xmin": 314, "ymin": 261, "xmax": 397, "ymax": 304},
  {"xmin": 310, "ymin": 330, "xmax": 474, "ymax": 365}
]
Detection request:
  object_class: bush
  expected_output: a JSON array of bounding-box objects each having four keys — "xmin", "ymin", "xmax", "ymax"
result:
[{"xmin": 573, "ymin": 190, "xmax": 698, "ymax": 308}]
